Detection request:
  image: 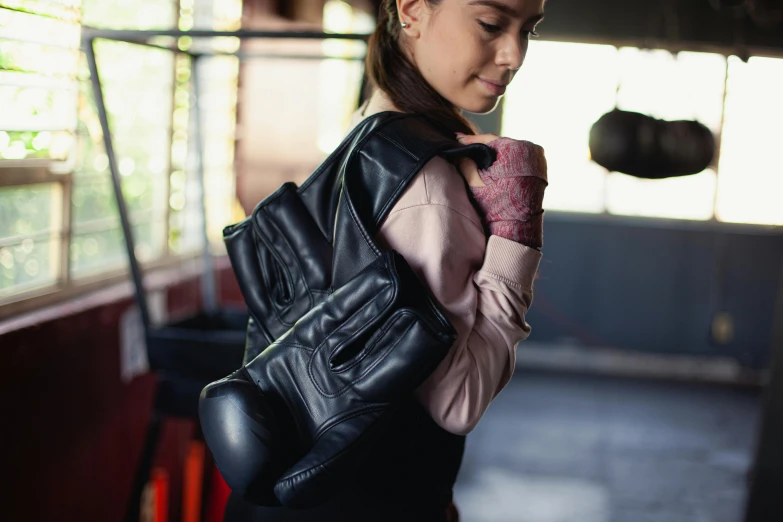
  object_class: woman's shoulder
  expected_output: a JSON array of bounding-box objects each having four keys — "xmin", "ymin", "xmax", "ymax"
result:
[
  {"xmin": 389, "ymin": 155, "xmax": 483, "ymax": 231},
  {"xmin": 345, "ymin": 99, "xmax": 482, "ymax": 229}
]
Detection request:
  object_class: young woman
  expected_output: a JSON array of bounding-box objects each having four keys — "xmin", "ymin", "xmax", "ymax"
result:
[{"xmin": 225, "ymin": 0, "xmax": 547, "ymax": 520}]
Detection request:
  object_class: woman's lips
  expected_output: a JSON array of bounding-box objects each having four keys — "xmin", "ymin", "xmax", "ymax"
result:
[{"xmin": 478, "ymin": 77, "xmax": 507, "ymax": 96}]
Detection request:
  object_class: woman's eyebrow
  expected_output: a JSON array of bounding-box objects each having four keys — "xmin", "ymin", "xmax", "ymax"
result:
[{"xmin": 466, "ymin": 0, "xmax": 545, "ymax": 24}]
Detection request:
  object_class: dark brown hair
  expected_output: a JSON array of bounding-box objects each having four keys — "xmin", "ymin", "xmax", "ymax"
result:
[{"xmin": 365, "ymin": 0, "xmax": 477, "ymax": 135}]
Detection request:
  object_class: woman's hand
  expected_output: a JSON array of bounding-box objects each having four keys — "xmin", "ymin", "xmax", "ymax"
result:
[
  {"xmin": 455, "ymin": 133, "xmax": 548, "ymax": 249},
  {"xmin": 453, "ymin": 132, "xmax": 499, "ymax": 187}
]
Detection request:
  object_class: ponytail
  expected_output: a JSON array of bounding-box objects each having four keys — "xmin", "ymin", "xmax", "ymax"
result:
[{"xmin": 365, "ymin": 0, "xmax": 476, "ymax": 135}]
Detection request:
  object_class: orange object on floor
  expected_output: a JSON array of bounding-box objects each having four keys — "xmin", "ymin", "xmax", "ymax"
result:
[
  {"xmin": 183, "ymin": 440, "xmax": 206, "ymax": 522},
  {"xmin": 151, "ymin": 467, "xmax": 169, "ymax": 522}
]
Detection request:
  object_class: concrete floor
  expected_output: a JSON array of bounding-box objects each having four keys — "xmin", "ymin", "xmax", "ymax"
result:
[{"xmin": 453, "ymin": 370, "xmax": 762, "ymax": 522}]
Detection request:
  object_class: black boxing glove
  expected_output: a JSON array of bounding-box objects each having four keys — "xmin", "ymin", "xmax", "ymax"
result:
[{"xmin": 199, "ymin": 250, "xmax": 457, "ymax": 508}]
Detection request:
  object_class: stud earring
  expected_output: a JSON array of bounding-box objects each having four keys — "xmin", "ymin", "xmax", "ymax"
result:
[{"xmin": 401, "ymin": 21, "xmax": 409, "ymax": 28}]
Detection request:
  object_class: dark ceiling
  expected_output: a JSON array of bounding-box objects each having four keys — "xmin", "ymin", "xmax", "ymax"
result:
[
  {"xmin": 361, "ymin": 0, "xmax": 783, "ymax": 57},
  {"xmin": 540, "ymin": 0, "xmax": 783, "ymax": 57}
]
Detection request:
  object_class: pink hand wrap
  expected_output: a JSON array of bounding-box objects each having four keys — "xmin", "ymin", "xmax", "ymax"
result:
[{"xmin": 469, "ymin": 138, "xmax": 548, "ymax": 249}]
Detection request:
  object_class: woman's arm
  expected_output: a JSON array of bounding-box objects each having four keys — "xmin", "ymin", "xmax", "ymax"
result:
[{"xmin": 375, "ymin": 187, "xmax": 541, "ymax": 436}]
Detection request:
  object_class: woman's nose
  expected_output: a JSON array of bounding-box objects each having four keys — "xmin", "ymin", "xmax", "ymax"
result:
[{"xmin": 498, "ymin": 34, "xmax": 526, "ymax": 71}]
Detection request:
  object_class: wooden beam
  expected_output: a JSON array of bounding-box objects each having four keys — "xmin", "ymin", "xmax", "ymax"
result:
[{"xmin": 0, "ymin": 164, "xmax": 69, "ymax": 188}]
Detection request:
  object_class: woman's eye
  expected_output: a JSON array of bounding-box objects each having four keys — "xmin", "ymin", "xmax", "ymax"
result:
[{"xmin": 478, "ymin": 20, "xmax": 502, "ymax": 34}]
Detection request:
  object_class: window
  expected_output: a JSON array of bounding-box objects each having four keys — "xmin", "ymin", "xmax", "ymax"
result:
[
  {"xmin": 503, "ymin": 41, "xmax": 618, "ymax": 214},
  {"xmin": 716, "ymin": 56, "xmax": 783, "ymax": 225},
  {"xmin": 0, "ymin": 0, "xmax": 242, "ymax": 309},
  {"xmin": 502, "ymin": 40, "xmax": 783, "ymax": 226},
  {"xmin": 1, "ymin": 0, "xmax": 81, "ymax": 301},
  {"xmin": 0, "ymin": 183, "xmax": 64, "ymax": 297}
]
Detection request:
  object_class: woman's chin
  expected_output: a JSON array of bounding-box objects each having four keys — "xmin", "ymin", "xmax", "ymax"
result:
[{"xmin": 460, "ymin": 95, "xmax": 502, "ymax": 115}]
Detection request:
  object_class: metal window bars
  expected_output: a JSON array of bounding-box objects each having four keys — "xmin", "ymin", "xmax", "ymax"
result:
[{"xmin": 80, "ymin": 27, "xmax": 369, "ymax": 522}]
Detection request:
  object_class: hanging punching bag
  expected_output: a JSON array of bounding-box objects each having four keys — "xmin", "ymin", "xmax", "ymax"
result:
[{"xmin": 588, "ymin": 109, "xmax": 716, "ymax": 179}]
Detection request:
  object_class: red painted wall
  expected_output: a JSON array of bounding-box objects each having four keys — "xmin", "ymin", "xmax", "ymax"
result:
[{"xmin": 1, "ymin": 265, "xmax": 244, "ymax": 522}]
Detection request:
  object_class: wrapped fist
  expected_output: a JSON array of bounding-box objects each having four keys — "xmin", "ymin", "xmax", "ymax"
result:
[{"xmin": 456, "ymin": 134, "xmax": 548, "ymax": 249}]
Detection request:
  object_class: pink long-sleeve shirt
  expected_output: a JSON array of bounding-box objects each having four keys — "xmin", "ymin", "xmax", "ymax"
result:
[{"xmin": 345, "ymin": 97, "xmax": 542, "ymax": 436}]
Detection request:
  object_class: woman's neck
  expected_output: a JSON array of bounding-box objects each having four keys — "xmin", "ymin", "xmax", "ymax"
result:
[{"xmin": 362, "ymin": 89, "xmax": 402, "ymax": 117}]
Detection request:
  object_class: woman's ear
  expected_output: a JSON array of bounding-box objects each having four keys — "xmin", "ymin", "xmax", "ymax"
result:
[{"xmin": 396, "ymin": 0, "xmax": 425, "ymax": 37}]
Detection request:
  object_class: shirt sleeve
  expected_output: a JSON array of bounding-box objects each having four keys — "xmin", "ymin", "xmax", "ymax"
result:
[{"xmin": 374, "ymin": 202, "xmax": 542, "ymax": 436}]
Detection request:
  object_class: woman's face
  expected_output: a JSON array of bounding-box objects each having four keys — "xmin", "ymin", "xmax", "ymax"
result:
[{"xmin": 398, "ymin": 0, "xmax": 545, "ymax": 114}]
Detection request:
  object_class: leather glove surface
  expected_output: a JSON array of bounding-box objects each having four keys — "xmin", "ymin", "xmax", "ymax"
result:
[{"xmin": 199, "ymin": 250, "xmax": 457, "ymax": 508}]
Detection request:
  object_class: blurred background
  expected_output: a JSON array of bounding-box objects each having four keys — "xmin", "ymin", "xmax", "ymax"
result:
[{"xmin": 1, "ymin": 0, "xmax": 782, "ymax": 521}]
